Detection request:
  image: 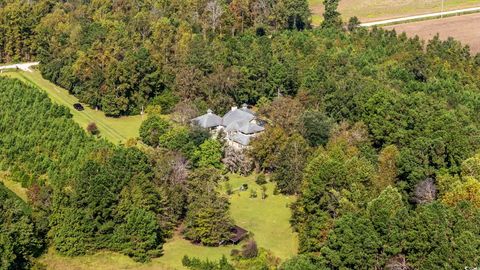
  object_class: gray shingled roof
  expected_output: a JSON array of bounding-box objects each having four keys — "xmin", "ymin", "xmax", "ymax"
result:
[
  {"xmin": 191, "ymin": 109, "xmax": 222, "ymax": 128},
  {"xmin": 239, "ymin": 122, "xmax": 265, "ymax": 134},
  {"xmin": 222, "ymin": 107, "xmax": 254, "ymax": 126},
  {"xmin": 225, "ymin": 121, "xmax": 242, "ymax": 132},
  {"xmin": 239, "ymin": 104, "xmax": 255, "ymax": 115},
  {"xmin": 230, "ymin": 133, "xmax": 251, "ymax": 146}
]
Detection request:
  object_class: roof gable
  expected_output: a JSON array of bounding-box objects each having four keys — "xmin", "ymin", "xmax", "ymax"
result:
[
  {"xmin": 192, "ymin": 109, "xmax": 222, "ymax": 128},
  {"xmin": 230, "ymin": 133, "xmax": 251, "ymax": 146},
  {"xmin": 238, "ymin": 122, "xmax": 265, "ymax": 134},
  {"xmin": 222, "ymin": 107, "xmax": 254, "ymax": 126}
]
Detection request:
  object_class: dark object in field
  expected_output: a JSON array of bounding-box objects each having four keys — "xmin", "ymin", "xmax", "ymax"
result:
[
  {"xmin": 229, "ymin": 226, "xmax": 249, "ymax": 245},
  {"xmin": 73, "ymin": 103, "xmax": 84, "ymax": 111},
  {"xmin": 87, "ymin": 122, "xmax": 99, "ymax": 135}
]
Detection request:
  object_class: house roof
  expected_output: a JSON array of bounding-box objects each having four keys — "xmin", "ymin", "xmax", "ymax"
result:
[
  {"xmin": 230, "ymin": 133, "xmax": 251, "ymax": 146},
  {"xmin": 222, "ymin": 107, "xmax": 254, "ymax": 127},
  {"xmin": 225, "ymin": 121, "xmax": 242, "ymax": 132},
  {"xmin": 239, "ymin": 122, "xmax": 265, "ymax": 134},
  {"xmin": 239, "ymin": 104, "xmax": 255, "ymax": 115},
  {"xmin": 191, "ymin": 109, "xmax": 222, "ymax": 128},
  {"xmin": 225, "ymin": 119, "xmax": 264, "ymax": 134}
]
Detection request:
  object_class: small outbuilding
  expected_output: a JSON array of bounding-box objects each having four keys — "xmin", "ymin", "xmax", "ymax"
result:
[{"xmin": 229, "ymin": 225, "xmax": 249, "ymax": 245}]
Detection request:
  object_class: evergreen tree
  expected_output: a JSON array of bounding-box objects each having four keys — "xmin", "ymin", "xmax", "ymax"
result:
[
  {"xmin": 0, "ymin": 184, "xmax": 43, "ymax": 270},
  {"xmin": 183, "ymin": 168, "xmax": 233, "ymax": 246},
  {"xmin": 321, "ymin": 0, "xmax": 342, "ymax": 29}
]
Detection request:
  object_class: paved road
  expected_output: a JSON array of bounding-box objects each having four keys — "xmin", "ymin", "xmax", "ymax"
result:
[
  {"xmin": 360, "ymin": 6, "xmax": 480, "ymax": 27},
  {"xmin": 0, "ymin": 62, "xmax": 39, "ymax": 72}
]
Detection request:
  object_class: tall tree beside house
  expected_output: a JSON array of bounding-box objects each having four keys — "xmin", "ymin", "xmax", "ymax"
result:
[
  {"xmin": 249, "ymin": 127, "xmax": 288, "ymax": 171},
  {"xmin": 271, "ymin": 133, "xmax": 310, "ymax": 194},
  {"xmin": 183, "ymin": 192, "xmax": 233, "ymax": 246},
  {"xmin": 112, "ymin": 207, "xmax": 164, "ymax": 262},
  {"xmin": 300, "ymin": 110, "xmax": 333, "ymax": 147},
  {"xmin": 259, "ymin": 97, "xmax": 304, "ymax": 135}
]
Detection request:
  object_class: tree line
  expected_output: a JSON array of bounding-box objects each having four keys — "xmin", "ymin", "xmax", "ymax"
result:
[{"xmin": 2, "ymin": 0, "xmax": 480, "ymax": 268}]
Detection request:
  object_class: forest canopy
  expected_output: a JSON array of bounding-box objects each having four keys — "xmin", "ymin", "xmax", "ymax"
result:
[{"xmin": 1, "ymin": 0, "xmax": 480, "ymax": 269}]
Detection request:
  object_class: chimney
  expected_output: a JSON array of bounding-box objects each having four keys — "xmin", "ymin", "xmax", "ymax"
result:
[
  {"xmin": 242, "ymin": 103, "xmax": 248, "ymax": 109},
  {"xmin": 231, "ymin": 106, "xmax": 238, "ymax": 111},
  {"xmin": 207, "ymin": 109, "xmax": 213, "ymax": 114}
]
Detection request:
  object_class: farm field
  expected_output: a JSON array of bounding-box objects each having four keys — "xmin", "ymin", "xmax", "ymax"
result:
[
  {"xmin": 0, "ymin": 70, "xmax": 145, "ymax": 144},
  {"xmin": 384, "ymin": 12, "xmax": 480, "ymax": 53},
  {"xmin": 40, "ymin": 174, "xmax": 298, "ymax": 270},
  {"xmin": 310, "ymin": 0, "xmax": 480, "ymax": 25}
]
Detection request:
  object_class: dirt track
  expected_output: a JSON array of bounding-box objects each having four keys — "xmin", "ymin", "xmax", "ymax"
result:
[{"xmin": 384, "ymin": 13, "xmax": 480, "ymax": 54}]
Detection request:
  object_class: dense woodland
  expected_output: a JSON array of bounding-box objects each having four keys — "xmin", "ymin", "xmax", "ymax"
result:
[{"xmin": 1, "ymin": 0, "xmax": 480, "ymax": 269}]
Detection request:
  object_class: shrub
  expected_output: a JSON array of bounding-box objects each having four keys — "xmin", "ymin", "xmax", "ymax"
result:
[
  {"xmin": 241, "ymin": 240, "xmax": 259, "ymax": 259},
  {"xmin": 250, "ymin": 189, "xmax": 257, "ymax": 198},
  {"xmin": 261, "ymin": 185, "xmax": 267, "ymax": 200},
  {"xmin": 86, "ymin": 122, "xmax": 99, "ymax": 135},
  {"xmin": 231, "ymin": 249, "xmax": 240, "ymax": 257},
  {"xmin": 145, "ymin": 104, "xmax": 162, "ymax": 115},
  {"xmin": 273, "ymin": 185, "xmax": 279, "ymax": 195},
  {"xmin": 255, "ymin": 173, "xmax": 267, "ymax": 185}
]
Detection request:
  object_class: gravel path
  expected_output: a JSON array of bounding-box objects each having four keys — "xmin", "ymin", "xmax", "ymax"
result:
[{"xmin": 0, "ymin": 62, "xmax": 39, "ymax": 72}]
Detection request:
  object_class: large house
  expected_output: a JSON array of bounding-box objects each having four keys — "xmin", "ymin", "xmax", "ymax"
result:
[{"xmin": 191, "ymin": 104, "xmax": 265, "ymax": 149}]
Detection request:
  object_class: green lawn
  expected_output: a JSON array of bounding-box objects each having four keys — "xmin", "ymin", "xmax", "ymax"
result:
[
  {"xmin": 0, "ymin": 70, "xmax": 145, "ymax": 144},
  {"xmin": 41, "ymin": 235, "xmax": 232, "ymax": 270},
  {"xmin": 40, "ymin": 174, "xmax": 298, "ymax": 270},
  {"xmin": 225, "ymin": 174, "xmax": 298, "ymax": 260}
]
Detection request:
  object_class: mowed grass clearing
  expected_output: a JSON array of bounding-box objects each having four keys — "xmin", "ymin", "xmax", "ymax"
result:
[
  {"xmin": 225, "ymin": 174, "xmax": 298, "ymax": 260},
  {"xmin": 40, "ymin": 174, "xmax": 298, "ymax": 270},
  {"xmin": 0, "ymin": 171, "xmax": 28, "ymax": 202},
  {"xmin": 310, "ymin": 0, "xmax": 480, "ymax": 25},
  {"xmin": 0, "ymin": 70, "xmax": 145, "ymax": 144}
]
